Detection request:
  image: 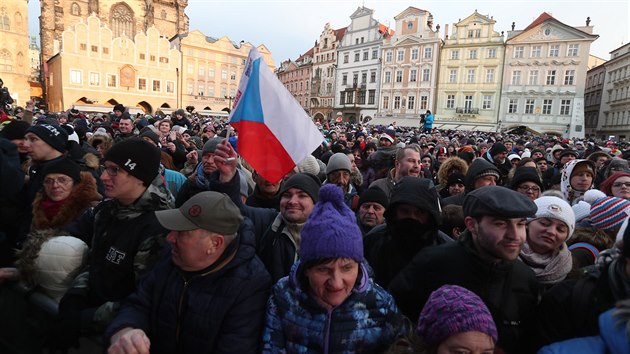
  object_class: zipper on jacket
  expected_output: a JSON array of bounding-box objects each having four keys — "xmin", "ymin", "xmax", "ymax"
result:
[
  {"xmin": 175, "ymin": 278, "xmax": 190, "ymax": 348},
  {"xmin": 323, "ymin": 309, "xmax": 333, "ymax": 354}
]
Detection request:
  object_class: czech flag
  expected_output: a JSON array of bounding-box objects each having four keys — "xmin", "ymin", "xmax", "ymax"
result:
[{"xmin": 229, "ymin": 48, "xmax": 323, "ymax": 183}]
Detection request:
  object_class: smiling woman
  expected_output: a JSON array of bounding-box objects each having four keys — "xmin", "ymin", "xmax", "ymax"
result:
[
  {"xmin": 262, "ymin": 185, "xmax": 408, "ymax": 353},
  {"xmin": 520, "ymin": 196, "xmax": 575, "ymax": 287}
]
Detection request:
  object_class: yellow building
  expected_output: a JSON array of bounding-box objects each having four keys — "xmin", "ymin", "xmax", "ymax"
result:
[
  {"xmin": 46, "ymin": 14, "xmax": 181, "ymax": 114},
  {"xmin": 40, "ymin": 0, "xmax": 189, "ymax": 63},
  {"xmin": 170, "ymin": 30, "xmax": 275, "ymax": 115},
  {"xmin": 0, "ymin": 0, "xmax": 30, "ymax": 106},
  {"xmin": 435, "ymin": 11, "xmax": 505, "ymax": 131}
]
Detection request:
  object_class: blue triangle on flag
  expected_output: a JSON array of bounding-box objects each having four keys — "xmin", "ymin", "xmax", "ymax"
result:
[{"xmin": 230, "ymin": 58, "xmax": 264, "ymax": 123}]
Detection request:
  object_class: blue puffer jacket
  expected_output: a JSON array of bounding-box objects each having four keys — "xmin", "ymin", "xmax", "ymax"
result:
[
  {"xmin": 538, "ymin": 308, "xmax": 630, "ymax": 354},
  {"xmin": 262, "ymin": 261, "xmax": 408, "ymax": 353},
  {"xmin": 104, "ymin": 218, "xmax": 272, "ymax": 354}
]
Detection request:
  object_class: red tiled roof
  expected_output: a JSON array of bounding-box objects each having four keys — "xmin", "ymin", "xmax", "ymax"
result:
[
  {"xmin": 296, "ymin": 47, "xmax": 314, "ymax": 62},
  {"xmin": 378, "ymin": 23, "xmax": 395, "ymax": 37},
  {"xmin": 335, "ymin": 27, "xmax": 347, "ymax": 41},
  {"xmin": 523, "ymin": 12, "xmax": 556, "ymax": 32}
]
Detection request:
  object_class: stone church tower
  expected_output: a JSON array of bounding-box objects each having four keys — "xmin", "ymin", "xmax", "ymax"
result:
[{"xmin": 40, "ymin": 0, "xmax": 189, "ymax": 63}]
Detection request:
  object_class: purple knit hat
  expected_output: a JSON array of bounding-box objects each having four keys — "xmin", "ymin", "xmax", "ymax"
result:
[
  {"xmin": 416, "ymin": 285, "xmax": 498, "ymax": 346},
  {"xmin": 299, "ymin": 184, "xmax": 363, "ymax": 262}
]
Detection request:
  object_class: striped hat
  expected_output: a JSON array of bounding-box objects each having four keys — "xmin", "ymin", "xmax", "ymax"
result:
[{"xmin": 587, "ymin": 191, "xmax": 630, "ymax": 231}]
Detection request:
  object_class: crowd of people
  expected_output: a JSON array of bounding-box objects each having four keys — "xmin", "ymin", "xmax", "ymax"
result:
[{"xmin": 1, "ymin": 102, "xmax": 630, "ymax": 353}]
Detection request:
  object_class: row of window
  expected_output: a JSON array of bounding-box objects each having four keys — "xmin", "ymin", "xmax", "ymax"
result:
[
  {"xmin": 444, "ymin": 94, "xmax": 494, "ymax": 110},
  {"xmin": 510, "ymin": 69, "xmax": 575, "ymax": 86},
  {"xmin": 512, "ymin": 44, "xmax": 580, "ymax": 59},
  {"xmin": 339, "ymin": 89, "xmax": 377, "ymax": 105},
  {"xmin": 382, "ymin": 95, "xmax": 429, "ymax": 110},
  {"xmin": 187, "ymin": 65, "xmax": 236, "ymax": 80},
  {"xmin": 603, "ymin": 111, "xmax": 630, "ymax": 127},
  {"xmin": 341, "ymin": 71, "xmax": 378, "ymax": 85},
  {"xmin": 383, "ymin": 68, "xmax": 431, "ymax": 84},
  {"xmin": 0, "ymin": 8, "xmax": 23, "ymax": 31},
  {"xmin": 186, "ymin": 84, "xmax": 235, "ymax": 98},
  {"xmin": 315, "ymin": 51, "xmax": 336, "ymax": 63},
  {"xmin": 507, "ymin": 98, "xmax": 573, "ymax": 115},
  {"xmin": 383, "ymin": 47, "xmax": 434, "ymax": 63},
  {"xmin": 69, "ymin": 69, "xmax": 174, "ymax": 93},
  {"xmin": 450, "ymin": 48, "xmax": 497, "ymax": 60},
  {"xmin": 285, "ymin": 81, "xmax": 310, "ymax": 92},
  {"xmin": 342, "ymin": 48, "xmax": 379, "ymax": 64}
]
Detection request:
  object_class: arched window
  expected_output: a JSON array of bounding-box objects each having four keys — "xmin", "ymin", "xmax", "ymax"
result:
[
  {"xmin": 0, "ymin": 49, "xmax": 12, "ymax": 71},
  {"xmin": 16, "ymin": 52, "xmax": 24, "ymax": 67},
  {"xmin": 110, "ymin": 3, "xmax": 134, "ymax": 38},
  {"xmin": 14, "ymin": 12, "xmax": 22, "ymax": 28},
  {"xmin": 0, "ymin": 8, "xmax": 9, "ymax": 31},
  {"xmin": 71, "ymin": 3, "xmax": 80, "ymax": 16},
  {"xmin": 160, "ymin": 10, "xmax": 166, "ymax": 20}
]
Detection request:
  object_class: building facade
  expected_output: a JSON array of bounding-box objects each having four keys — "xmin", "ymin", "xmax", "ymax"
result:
[
  {"xmin": 46, "ymin": 14, "xmax": 181, "ymax": 114},
  {"xmin": 0, "ymin": 0, "xmax": 30, "ymax": 106},
  {"xmin": 171, "ymin": 30, "xmax": 275, "ymax": 115},
  {"xmin": 500, "ymin": 13, "xmax": 597, "ymax": 138},
  {"xmin": 596, "ymin": 43, "xmax": 630, "ymax": 140},
  {"xmin": 310, "ymin": 23, "xmax": 345, "ymax": 122},
  {"xmin": 435, "ymin": 11, "xmax": 504, "ymax": 131},
  {"xmin": 334, "ymin": 6, "xmax": 392, "ymax": 123},
  {"xmin": 375, "ymin": 7, "xmax": 440, "ymax": 127},
  {"xmin": 40, "ymin": 0, "xmax": 189, "ymax": 63},
  {"xmin": 584, "ymin": 63, "xmax": 606, "ymax": 137}
]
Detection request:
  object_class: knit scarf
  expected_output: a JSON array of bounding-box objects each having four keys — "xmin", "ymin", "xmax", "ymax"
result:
[
  {"xmin": 195, "ymin": 163, "xmax": 212, "ymax": 190},
  {"xmin": 281, "ymin": 215, "xmax": 305, "ymax": 252},
  {"xmin": 40, "ymin": 198, "xmax": 69, "ymax": 221},
  {"xmin": 519, "ymin": 242, "xmax": 573, "ymax": 285},
  {"xmin": 110, "ymin": 174, "xmax": 175, "ymax": 220}
]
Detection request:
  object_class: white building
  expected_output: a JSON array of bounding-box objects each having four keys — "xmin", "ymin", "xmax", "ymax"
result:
[
  {"xmin": 334, "ymin": 6, "xmax": 392, "ymax": 123},
  {"xmin": 500, "ymin": 13, "xmax": 597, "ymax": 138},
  {"xmin": 373, "ymin": 6, "xmax": 441, "ymax": 127}
]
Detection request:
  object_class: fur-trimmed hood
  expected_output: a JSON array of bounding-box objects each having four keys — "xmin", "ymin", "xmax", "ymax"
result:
[
  {"xmin": 436, "ymin": 156, "xmax": 469, "ymax": 189},
  {"xmin": 31, "ymin": 171, "xmax": 102, "ymax": 230}
]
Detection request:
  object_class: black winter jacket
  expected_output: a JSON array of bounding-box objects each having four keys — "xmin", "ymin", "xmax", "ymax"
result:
[
  {"xmin": 104, "ymin": 218, "xmax": 272, "ymax": 354},
  {"xmin": 389, "ymin": 231, "xmax": 539, "ymax": 354}
]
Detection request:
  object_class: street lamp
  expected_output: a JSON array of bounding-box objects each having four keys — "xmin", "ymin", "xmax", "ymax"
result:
[{"xmin": 224, "ymin": 95, "xmax": 234, "ymax": 112}]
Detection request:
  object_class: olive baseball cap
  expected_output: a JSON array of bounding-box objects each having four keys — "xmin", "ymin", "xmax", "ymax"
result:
[{"xmin": 155, "ymin": 191, "xmax": 243, "ymax": 234}]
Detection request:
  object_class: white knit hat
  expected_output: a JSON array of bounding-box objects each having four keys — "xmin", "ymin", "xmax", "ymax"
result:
[
  {"xmin": 530, "ymin": 196, "xmax": 576, "ymax": 237},
  {"xmin": 572, "ymin": 201, "xmax": 592, "ymax": 223},
  {"xmin": 294, "ymin": 155, "xmax": 321, "ymax": 176}
]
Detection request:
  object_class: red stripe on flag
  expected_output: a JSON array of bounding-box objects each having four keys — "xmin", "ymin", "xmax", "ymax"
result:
[{"xmin": 231, "ymin": 120, "xmax": 295, "ymax": 183}]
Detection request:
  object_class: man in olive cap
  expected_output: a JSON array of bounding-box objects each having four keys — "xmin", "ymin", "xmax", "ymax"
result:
[
  {"xmin": 106, "ymin": 191, "xmax": 271, "ymax": 354},
  {"xmin": 390, "ymin": 185, "xmax": 539, "ymax": 354}
]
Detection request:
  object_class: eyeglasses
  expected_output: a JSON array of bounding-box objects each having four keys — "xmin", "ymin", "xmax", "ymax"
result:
[
  {"xmin": 517, "ymin": 186, "xmax": 541, "ymax": 193},
  {"xmin": 612, "ymin": 182, "xmax": 630, "ymax": 188},
  {"xmin": 101, "ymin": 164, "xmax": 122, "ymax": 176},
  {"xmin": 44, "ymin": 176, "xmax": 73, "ymax": 186}
]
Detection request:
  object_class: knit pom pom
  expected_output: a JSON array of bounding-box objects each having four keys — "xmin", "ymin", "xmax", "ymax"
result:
[
  {"xmin": 584, "ymin": 189, "xmax": 606, "ymax": 205},
  {"xmin": 318, "ymin": 184, "xmax": 345, "ymax": 207}
]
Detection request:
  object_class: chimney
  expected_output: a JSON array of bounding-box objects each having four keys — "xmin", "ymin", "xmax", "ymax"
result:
[
  {"xmin": 444, "ymin": 24, "xmax": 449, "ymax": 40},
  {"xmin": 511, "ymin": 22, "xmax": 515, "ymax": 31}
]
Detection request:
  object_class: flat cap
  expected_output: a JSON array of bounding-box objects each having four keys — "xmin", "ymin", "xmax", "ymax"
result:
[{"xmin": 463, "ymin": 185, "xmax": 537, "ymax": 219}]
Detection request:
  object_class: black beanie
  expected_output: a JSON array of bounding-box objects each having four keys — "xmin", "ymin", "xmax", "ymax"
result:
[
  {"xmin": 1, "ymin": 120, "xmax": 30, "ymax": 140},
  {"xmin": 139, "ymin": 130, "xmax": 160, "ymax": 146},
  {"xmin": 42, "ymin": 157, "xmax": 81, "ymax": 183},
  {"xmin": 25, "ymin": 124, "xmax": 68, "ymax": 153},
  {"xmin": 104, "ymin": 138, "xmax": 161, "ymax": 186},
  {"xmin": 510, "ymin": 167, "xmax": 543, "ymax": 191},
  {"xmin": 490, "ymin": 142, "xmax": 508, "ymax": 156},
  {"xmin": 446, "ymin": 172, "xmax": 466, "ymax": 188},
  {"xmin": 359, "ymin": 187, "xmax": 389, "ymax": 209},
  {"xmin": 113, "ymin": 104, "xmax": 125, "ymax": 113},
  {"xmin": 280, "ymin": 173, "xmax": 321, "ymax": 203}
]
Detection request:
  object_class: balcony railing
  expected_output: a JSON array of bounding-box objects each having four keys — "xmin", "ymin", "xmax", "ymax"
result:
[{"xmin": 455, "ymin": 107, "xmax": 479, "ymax": 114}]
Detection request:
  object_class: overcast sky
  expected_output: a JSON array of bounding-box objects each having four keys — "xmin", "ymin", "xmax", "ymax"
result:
[{"xmin": 29, "ymin": 0, "xmax": 629, "ymax": 65}]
